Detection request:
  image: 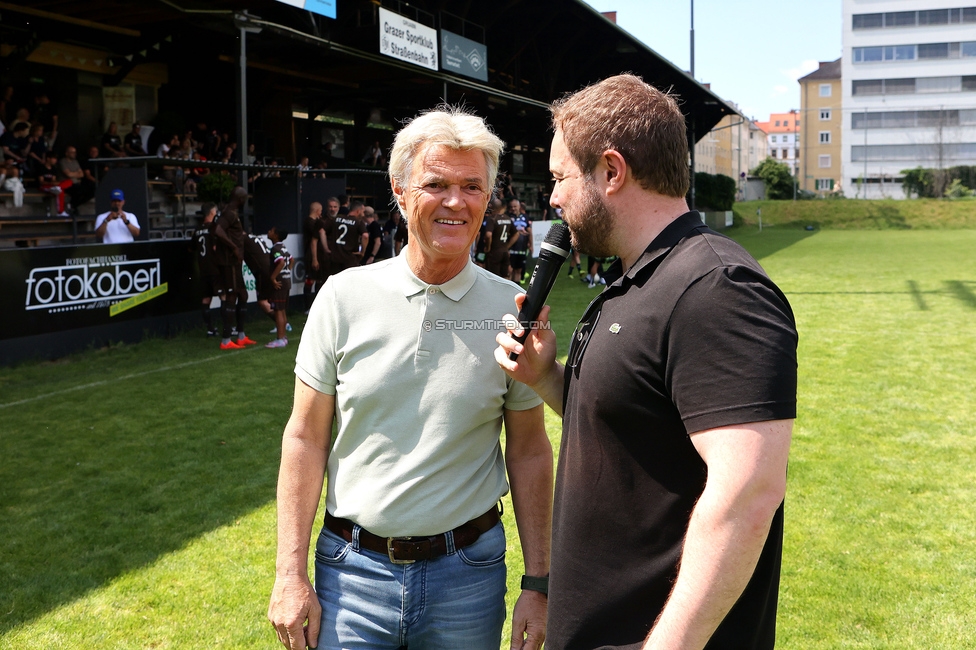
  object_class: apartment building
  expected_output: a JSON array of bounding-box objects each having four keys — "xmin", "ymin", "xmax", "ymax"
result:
[
  {"xmin": 756, "ymin": 112, "xmax": 801, "ymax": 176},
  {"xmin": 842, "ymin": 1, "xmax": 976, "ymax": 198},
  {"xmin": 695, "ymin": 109, "xmax": 768, "ymax": 198},
  {"xmin": 799, "ymin": 59, "xmax": 843, "ymax": 194}
]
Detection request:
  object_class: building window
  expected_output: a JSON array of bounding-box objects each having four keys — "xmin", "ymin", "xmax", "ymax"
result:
[
  {"xmin": 852, "ymin": 142, "xmax": 976, "ymax": 162},
  {"xmin": 855, "ymin": 8, "xmax": 976, "ymax": 29},
  {"xmin": 775, "ymin": 120, "xmax": 781, "ymax": 126},
  {"xmin": 820, "ymin": 109, "xmax": 832, "ymax": 120},
  {"xmin": 819, "ymin": 84, "xmax": 832, "ymax": 97},
  {"xmin": 770, "ymin": 149, "xmax": 777, "ymax": 158},
  {"xmin": 818, "ymin": 154, "xmax": 831, "ymax": 168},
  {"xmin": 815, "ymin": 178, "xmax": 835, "ymax": 191},
  {"xmin": 853, "ymin": 13, "xmax": 884, "ymax": 29},
  {"xmin": 819, "ymin": 131, "xmax": 832, "ymax": 144},
  {"xmin": 917, "ymin": 76, "xmax": 962, "ymax": 93}
]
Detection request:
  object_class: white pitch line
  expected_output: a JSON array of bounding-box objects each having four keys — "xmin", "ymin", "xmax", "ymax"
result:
[{"xmin": 0, "ymin": 351, "xmax": 242, "ymax": 409}]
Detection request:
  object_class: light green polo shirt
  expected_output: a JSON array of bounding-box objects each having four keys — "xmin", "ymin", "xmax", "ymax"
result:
[{"xmin": 295, "ymin": 252, "xmax": 542, "ymax": 537}]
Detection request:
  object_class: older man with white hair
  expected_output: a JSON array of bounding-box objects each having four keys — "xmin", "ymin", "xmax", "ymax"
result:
[{"xmin": 269, "ymin": 106, "xmax": 552, "ymax": 650}]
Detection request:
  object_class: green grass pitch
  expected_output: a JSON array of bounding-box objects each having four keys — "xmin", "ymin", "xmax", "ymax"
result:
[{"xmin": 1, "ymin": 226, "xmax": 975, "ymax": 648}]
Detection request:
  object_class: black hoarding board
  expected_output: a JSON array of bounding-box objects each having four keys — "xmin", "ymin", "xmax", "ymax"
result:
[{"xmin": 1, "ymin": 241, "xmax": 199, "ymax": 365}]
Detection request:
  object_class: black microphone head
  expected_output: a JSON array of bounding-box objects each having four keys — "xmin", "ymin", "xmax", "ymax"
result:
[{"xmin": 542, "ymin": 222, "xmax": 572, "ymax": 258}]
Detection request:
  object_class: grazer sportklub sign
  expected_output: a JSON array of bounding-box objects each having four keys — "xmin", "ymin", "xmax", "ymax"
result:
[{"xmin": 1, "ymin": 241, "xmax": 199, "ymax": 347}]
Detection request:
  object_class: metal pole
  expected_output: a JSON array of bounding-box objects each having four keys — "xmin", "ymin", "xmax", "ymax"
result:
[
  {"xmin": 792, "ymin": 109, "xmax": 798, "ymax": 201},
  {"xmin": 690, "ymin": 0, "xmax": 695, "ymax": 79},
  {"xmin": 236, "ymin": 23, "xmax": 249, "ymax": 218}
]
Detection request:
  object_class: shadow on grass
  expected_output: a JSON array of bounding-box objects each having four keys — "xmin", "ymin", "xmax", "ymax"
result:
[
  {"xmin": 724, "ymin": 227, "xmax": 820, "ymax": 261},
  {"xmin": 945, "ymin": 281, "xmax": 976, "ymax": 310},
  {"xmin": 907, "ymin": 281, "xmax": 929, "ymax": 311},
  {"xmin": 0, "ymin": 347, "xmax": 288, "ymax": 635}
]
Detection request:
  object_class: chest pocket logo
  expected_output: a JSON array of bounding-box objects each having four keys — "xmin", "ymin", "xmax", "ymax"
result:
[{"xmin": 609, "ymin": 323, "xmax": 622, "ymax": 334}]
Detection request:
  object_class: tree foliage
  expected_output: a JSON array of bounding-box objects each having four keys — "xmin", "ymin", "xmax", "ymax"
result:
[
  {"xmin": 196, "ymin": 173, "xmax": 237, "ymax": 205},
  {"xmin": 693, "ymin": 172, "xmax": 737, "ymax": 211},
  {"xmin": 902, "ymin": 166, "xmax": 976, "ymax": 198},
  {"xmin": 751, "ymin": 158, "xmax": 794, "ymax": 200}
]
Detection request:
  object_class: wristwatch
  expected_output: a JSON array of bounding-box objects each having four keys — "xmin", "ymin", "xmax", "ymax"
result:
[{"xmin": 520, "ymin": 574, "xmax": 549, "ymax": 596}]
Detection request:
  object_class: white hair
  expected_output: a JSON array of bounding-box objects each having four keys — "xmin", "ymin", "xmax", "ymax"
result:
[{"xmin": 389, "ymin": 105, "xmax": 504, "ymax": 214}]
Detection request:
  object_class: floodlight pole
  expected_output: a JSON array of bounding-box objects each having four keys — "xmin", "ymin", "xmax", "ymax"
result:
[
  {"xmin": 792, "ymin": 108, "xmax": 798, "ymax": 201},
  {"xmin": 236, "ymin": 19, "xmax": 249, "ymax": 198}
]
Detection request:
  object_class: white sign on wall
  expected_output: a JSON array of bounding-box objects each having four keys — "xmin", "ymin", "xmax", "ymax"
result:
[{"xmin": 378, "ymin": 7, "xmax": 438, "ymax": 71}]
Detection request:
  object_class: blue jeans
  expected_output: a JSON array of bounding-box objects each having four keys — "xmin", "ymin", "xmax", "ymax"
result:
[{"xmin": 314, "ymin": 520, "xmax": 507, "ymax": 650}]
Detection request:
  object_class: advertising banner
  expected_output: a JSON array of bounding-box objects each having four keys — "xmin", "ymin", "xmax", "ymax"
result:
[
  {"xmin": 378, "ymin": 7, "xmax": 438, "ymax": 71},
  {"xmin": 440, "ymin": 30, "xmax": 488, "ymax": 82},
  {"xmin": 1, "ymin": 241, "xmax": 198, "ymax": 341}
]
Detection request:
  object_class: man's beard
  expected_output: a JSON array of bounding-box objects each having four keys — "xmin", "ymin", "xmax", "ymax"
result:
[{"xmin": 564, "ymin": 179, "xmax": 616, "ymax": 257}]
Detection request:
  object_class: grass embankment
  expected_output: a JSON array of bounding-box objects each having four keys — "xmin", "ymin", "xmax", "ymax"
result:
[
  {"xmin": 2, "ymin": 225, "xmax": 976, "ymax": 648},
  {"xmin": 735, "ymin": 198, "xmax": 976, "ymax": 230}
]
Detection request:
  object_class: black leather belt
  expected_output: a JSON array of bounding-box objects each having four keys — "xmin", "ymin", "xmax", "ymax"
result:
[{"xmin": 324, "ymin": 506, "xmax": 500, "ymax": 564}]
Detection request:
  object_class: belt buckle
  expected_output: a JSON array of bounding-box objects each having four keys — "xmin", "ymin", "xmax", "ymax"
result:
[{"xmin": 387, "ymin": 537, "xmax": 418, "ymax": 564}]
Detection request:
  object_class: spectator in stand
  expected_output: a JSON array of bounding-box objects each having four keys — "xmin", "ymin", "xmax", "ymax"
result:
[
  {"xmin": 263, "ymin": 160, "xmax": 281, "ymax": 178},
  {"xmin": 0, "ymin": 86, "xmax": 13, "ymax": 127},
  {"xmin": 298, "ymin": 156, "xmax": 311, "ymax": 175},
  {"xmin": 361, "ymin": 206, "xmax": 382, "ymax": 264},
  {"xmin": 1, "ymin": 160, "xmax": 26, "ymax": 207},
  {"xmin": 58, "ymin": 146, "xmax": 95, "ymax": 212},
  {"xmin": 0, "ymin": 121, "xmax": 30, "ymax": 171},
  {"xmin": 124, "ymin": 123, "xmax": 147, "ymax": 157},
  {"xmin": 192, "ymin": 122, "xmax": 208, "ymax": 152},
  {"xmin": 157, "ymin": 133, "xmax": 180, "ymax": 158},
  {"xmin": 192, "ymin": 203, "xmax": 219, "ymax": 336},
  {"xmin": 101, "ymin": 122, "xmax": 125, "ymax": 158},
  {"xmin": 245, "ymin": 143, "xmax": 257, "ymax": 166},
  {"xmin": 95, "ymin": 189, "xmax": 140, "ymax": 243},
  {"xmin": 26, "ymin": 124, "xmax": 50, "ymax": 177},
  {"xmin": 266, "ymin": 226, "xmax": 293, "ymax": 349},
  {"xmin": 83, "ymin": 145, "xmax": 104, "ymax": 183},
  {"xmin": 37, "ymin": 151, "xmax": 72, "ymax": 215},
  {"xmin": 227, "ymin": 142, "xmax": 239, "ymax": 163},
  {"xmin": 32, "ymin": 93, "xmax": 58, "ymax": 135},
  {"xmin": 499, "ymin": 171, "xmax": 517, "ymax": 201},
  {"xmin": 363, "ymin": 140, "xmax": 383, "ymax": 166}
]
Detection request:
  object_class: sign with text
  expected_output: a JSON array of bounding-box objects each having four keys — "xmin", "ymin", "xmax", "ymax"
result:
[
  {"xmin": 379, "ymin": 7, "xmax": 437, "ymax": 71},
  {"xmin": 440, "ymin": 30, "xmax": 488, "ymax": 82},
  {"xmin": 274, "ymin": 0, "xmax": 336, "ymax": 19},
  {"xmin": 1, "ymin": 242, "xmax": 198, "ymax": 340}
]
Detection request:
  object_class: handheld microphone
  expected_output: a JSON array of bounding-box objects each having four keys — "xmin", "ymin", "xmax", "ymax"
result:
[{"xmin": 509, "ymin": 222, "xmax": 572, "ymax": 361}]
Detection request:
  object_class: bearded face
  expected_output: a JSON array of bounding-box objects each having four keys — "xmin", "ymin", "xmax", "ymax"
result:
[{"xmin": 563, "ymin": 176, "xmax": 617, "ymax": 258}]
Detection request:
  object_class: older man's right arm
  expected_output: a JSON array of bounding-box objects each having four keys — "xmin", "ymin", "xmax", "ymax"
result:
[{"xmin": 269, "ymin": 377, "xmax": 334, "ymax": 650}]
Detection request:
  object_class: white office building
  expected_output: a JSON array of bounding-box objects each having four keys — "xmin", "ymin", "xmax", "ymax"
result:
[{"xmin": 842, "ymin": 1, "xmax": 976, "ymax": 198}]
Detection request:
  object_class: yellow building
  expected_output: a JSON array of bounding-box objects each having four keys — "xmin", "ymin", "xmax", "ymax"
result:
[{"xmin": 799, "ymin": 58, "xmax": 842, "ymax": 195}]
